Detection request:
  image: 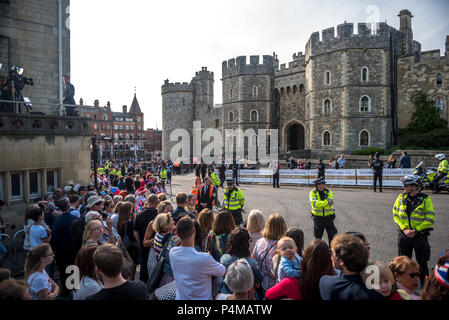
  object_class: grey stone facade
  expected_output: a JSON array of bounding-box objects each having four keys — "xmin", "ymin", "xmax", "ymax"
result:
[
  {"xmin": 162, "ymin": 10, "xmax": 448, "ymax": 161},
  {"xmin": 0, "ymin": 0, "xmax": 71, "ymax": 106}
]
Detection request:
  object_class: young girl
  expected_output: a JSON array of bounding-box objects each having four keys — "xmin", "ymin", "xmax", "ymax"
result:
[
  {"xmin": 29, "ymin": 205, "xmax": 51, "ymax": 249},
  {"xmin": 273, "ymin": 236, "xmax": 303, "ymax": 282},
  {"xmin": 362, "ymin": 261, "xmax": 402, "ymax": 300},
  {"xmin": 25, "ymin": 243, "xmax": 59, "ymax": 300},
  {"xmin": 82, "ymin": 220, "xmax": 104, "ymax": 246}
]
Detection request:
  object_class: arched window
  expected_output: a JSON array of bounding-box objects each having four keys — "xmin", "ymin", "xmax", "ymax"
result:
[
  {"xmin": 299, "ymin": 84, "xmax": 304, "ymax": 94},
  {"xmin": 252, "ymin": 86, "xmax": 258, "ymax": 97},
  {"xmin": 215, "ymin": 119, "xmax": 220, "ymax": 128},
  {"xmin": 287, "ymin": 87, "xmax": 291, "ymax": 95},
  {"xmin": 250, "ymin": 109, "xmax": 258, "ymax": 122},
  {"xmin": 324, "ymin": 70, "xmax": 331, "ymax": 85},
  {"xmin": 280, "ymin": 88, "xmax": 285, "ymax": 96},
  {"xmin": 293, "ymin": 85, "xmax": 297, "ymax": 94},
  {"xmin": 229, "ymin": 88, "xmax": 233, "ymax": 99},
  {"xmin": 361, "ymin": 67, "xmax": 369, "ymax": 82},
  {"xmin": 359, "ymin": 96, "xmax": 370, "ymax": 112},
  {"xmin": 360, "ymin": 130, "xmax": 369, "ymax": 146},
  {"xmin": 323, "ymin": 131, "xmax": 331, "ymax": 146},
  {"xmin": 323, "ymin": 99, "xmax": 331, "ymax": 114},
  {"xmin": 229, "ymin": 111, "xmax": 234, "ymax": 123},
  {"xmin": 436, "ymin": 73, "xmax": 443, "ymax": 86}
]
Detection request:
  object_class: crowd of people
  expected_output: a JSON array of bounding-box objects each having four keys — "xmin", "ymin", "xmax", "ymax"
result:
[{"xmin": 0, "ymin": 158, "xmax": 447, "ymax": 301}]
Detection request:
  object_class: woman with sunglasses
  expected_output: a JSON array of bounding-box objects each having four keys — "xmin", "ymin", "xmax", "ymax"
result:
[{"xmin": 388, "ymin": 256, "xmax": 420, "ymax": 300}]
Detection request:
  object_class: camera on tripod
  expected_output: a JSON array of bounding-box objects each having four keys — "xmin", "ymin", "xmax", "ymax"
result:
[{"xmin": 0, "ymin": 63, "xmax": 33, "ymax": 113}]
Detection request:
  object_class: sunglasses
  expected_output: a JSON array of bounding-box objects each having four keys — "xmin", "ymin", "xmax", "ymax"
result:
[{"xmin": 408, "ymin": 272, "xmax": 420, "ymax": 278}]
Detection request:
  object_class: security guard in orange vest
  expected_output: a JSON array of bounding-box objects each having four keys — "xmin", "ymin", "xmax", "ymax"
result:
[{"xmin": 309, "ymin": 176, "xmax": 337, "ymax": 244}]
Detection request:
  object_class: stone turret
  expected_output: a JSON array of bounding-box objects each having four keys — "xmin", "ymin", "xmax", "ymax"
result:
[{"xmin": 398, "ymin": 9, "xmax": 414, "ymax": 55}]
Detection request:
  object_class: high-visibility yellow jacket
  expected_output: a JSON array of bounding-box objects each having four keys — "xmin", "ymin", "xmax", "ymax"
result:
[
  {"xmin": 393, "ymin": 193, "xmax": 435, "ymax": 232},
  {"xmin": 97, "ymin": 167, "xmax": 104, "ymax": 174},
  {"xmin": 223, "ymin": 187, "xmax": 245, "ymax": 211},
  {"xmin": 160, "ymin": 169, "xmax": 167, "ymax": 179},
  {"xmin": 309, "ymin": 189, "xmax": 334, "ymax": 217},
  {"xmin": 438, "ymin": 159, "xmax": 449, "ymax": 174},
  {"xmin": 110, "ymin": 168, "xmax": 116, "ymax": 176},
  {"xmin": 210, "ymin": 172, "xmax": 220, "ymax": 187}
]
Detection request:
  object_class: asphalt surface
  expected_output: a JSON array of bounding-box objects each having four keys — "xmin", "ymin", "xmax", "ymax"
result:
[{"xmin": 169, "ymin": 172, "xmax": 449, "ymax": 267}]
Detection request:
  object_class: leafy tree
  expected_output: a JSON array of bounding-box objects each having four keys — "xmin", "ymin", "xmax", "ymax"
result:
[{"xmin": 407, "ymin": 92, "xmax": 447, "ymax": 133}]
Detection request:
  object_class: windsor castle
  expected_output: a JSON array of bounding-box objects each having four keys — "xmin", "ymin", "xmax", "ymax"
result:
[{"xmin": 162, "ymin": 10, "xmax": 449, "ymax": 161}]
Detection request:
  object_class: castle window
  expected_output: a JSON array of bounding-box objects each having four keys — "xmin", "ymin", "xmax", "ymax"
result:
[
  {"xmin": 46, "ymin": 171, "xmax": 57, "ymax": 193},
  {"xmin": 103, "ymin": 114, "xmax": 108, "ymax": 121},
  {"xmin": 360, "ymin": 130, "xmax": 369, "ymax": 146},
  {"xmin": 323, "ymin": 131, "xmax": 331, "ymax": 146},
  {"xmin": 229, "ymin": 88, "xmax": 233, "ymax": 99},
  {"xmin": 29, "ymin": 171, "xmax": 41, "ymax": 199},
  {"xmin": 10, "ymin": 172, "xmax": 24, "ymax": 201},
  {"xmin": 361, "ymin": 67, "xmax": 369, "ymax": 82},
  {"xmin": 435, "ymin": 96, "xmax": 444, "ymax": 112},
  {"xmin": 287, "ymin": 87, "xmax": 291, "ymax": 95},
  {"xmin": 299, "ymin": 84, "xmax": 304, "ymax": 94},
  {"xmin": 252, "ymin": 86, "xmax": 258, "ymax": 97},
  {"xmin": 323, "ymin": 99, "xmax": 331, "ymax": 114},
  {"xmin": 436, "ymin": 73, "xmax": 442, "ymax": 86},
  {"xmin": 293, "ymin": 86, "xmax": 297, "ymax": 94},
  {"xmin": 359, "ymin": 96, "xmax": 370, "ymax": 112},
  {"xmin": 250, "ymin": 109, "xmax": 258, "ymax": 122},
  {"xmin": 229, "ymin": 111, "xmax": 234, "ymax": 123},
  {"xmin": 324, "ymin": 71, "xmax": 331, "ymax": 85},
  {"xmin": 215, "ymin": 119, "xmax": 220, "ymax": 128}
]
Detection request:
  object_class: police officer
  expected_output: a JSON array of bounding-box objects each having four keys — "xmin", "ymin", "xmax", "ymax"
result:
[
  {"xmin": 309, "ymin": 177, "xmax": 337, "ymax": 244},
  {"xmin": 208, "ymin": 166, "xmax": 221, "ymax": 189},
  {"xmin": 393, "ymin": 175, "xmax": 435, "ymax": 286},
  {"xmin": 223, "ymin": 179, "xmax": 245, "ymax": 225},
  {"xmin": 159, "ymin": 165, "xmax": 167, "ymax": 189},
  {"xmin": 433, "ymin": 154, "xmax": 448, "ymax": 194},
  {"xmin": 371, "ymin": 152, "xmax": 384, "ymax": 192},
  {"xmin": 317, "ymin": 159, "xmax": 325, "ymax": 179}
]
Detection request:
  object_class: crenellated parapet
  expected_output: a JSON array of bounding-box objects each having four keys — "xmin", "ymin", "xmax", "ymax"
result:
[
  {"xmin": 161, "ymin": 79, "xmax": 193, "ymax": 94},
  {"xmin": 305, "ymin": 22, "xmax": 401, "ymax": 57},
  {"xmin": 222, "ymin": 55, "xmax": 278, "ymax": 78}
]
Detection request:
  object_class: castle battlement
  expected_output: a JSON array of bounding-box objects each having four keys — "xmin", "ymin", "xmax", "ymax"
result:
[
  {"xmin": 274, "ymin": 52, "xmax": 305, "ymax": 75},
  {"xmin": 306, "ymin": 22, "xmax": 397, "ymax": 56},
  {"xmin": 222, "ymin": 55, "xmax": 278, "ymax": 77},
  {"xmin": 161, "ymin": 79, "xmax": 193, "ymax": 94},
  {"xmin": 192, "ymin": 67, "xmax": 214, "ymax": 81}
]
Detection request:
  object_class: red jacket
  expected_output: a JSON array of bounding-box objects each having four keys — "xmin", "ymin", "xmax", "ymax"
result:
[{"xmin": 265, "ymin": 277, "xmax": 303, "ymax": 300}]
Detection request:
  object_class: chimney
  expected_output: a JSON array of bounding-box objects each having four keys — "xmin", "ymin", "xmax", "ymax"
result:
[
  {"xmin": 106, "ymin": 101, "xmax": 111, "ymax": 109},
  {"xmin": 122, "ymin": 105, "xmax": 127, "ymax": 113},
  {"xmin": 446, "ymin": 35, "xmax": 449, "ymax": 56},
  {"xmin": 94, "ymin": 99, "xmax": 99, "ymax": 107},
  {"xmin": 79, "ymin": 98, "xmax": 84, "ymax": 105}
]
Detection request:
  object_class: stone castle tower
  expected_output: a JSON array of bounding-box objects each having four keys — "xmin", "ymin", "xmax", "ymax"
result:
[{"xmin": 162, "ymin": 9, "xmax": 448, "ymax": 162}]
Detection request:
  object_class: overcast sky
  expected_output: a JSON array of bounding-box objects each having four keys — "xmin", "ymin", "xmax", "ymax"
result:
[{"xmin": 70, "ymin": 0, "xmax": 449, "ymax": 130}]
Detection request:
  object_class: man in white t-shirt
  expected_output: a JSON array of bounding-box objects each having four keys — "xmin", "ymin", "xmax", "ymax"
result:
[{"xmin": 169, "ymin": 217, "xmax": 225, "ymax": 300}]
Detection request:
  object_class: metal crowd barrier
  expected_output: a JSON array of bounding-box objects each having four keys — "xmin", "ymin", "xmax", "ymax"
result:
[
  {"xmin": 0, "ymin": 234, "xmax": 13, "ymax": 272},
  {"xmin": 12, "ymin": 229, "xmax": 25, "ymax": 277}
]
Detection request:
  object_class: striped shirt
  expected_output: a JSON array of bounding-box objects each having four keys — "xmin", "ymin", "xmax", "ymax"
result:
[
  {"xmin": 153, "ymin": 233, "xmax": 170, "ymax": 259},
  {"xmin": 251, "ymin": 238, "xmax": 278, "ymax": 290}
]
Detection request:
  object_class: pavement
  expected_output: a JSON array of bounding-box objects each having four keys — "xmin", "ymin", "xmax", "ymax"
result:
[{"xmin": 169, "ymin": 172, "xmax": 449, "ymax": 267}]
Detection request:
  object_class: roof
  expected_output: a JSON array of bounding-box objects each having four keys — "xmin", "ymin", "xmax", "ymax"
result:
[{"xmin": 128, "ymin": 94, "xmax": 142, "ymax": 114}]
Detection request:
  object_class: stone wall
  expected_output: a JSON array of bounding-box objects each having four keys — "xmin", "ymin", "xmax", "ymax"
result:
[
  {"xmin": 0, "ymin": 113, "xmax": 91, "ymax": 230},
  {"xmin": 0, "ymin": 0, "xmax": 71, "ymax": 107},
  {"xmin": 397, "ymin": 49, "xmax": 449, "ymax": 128}
]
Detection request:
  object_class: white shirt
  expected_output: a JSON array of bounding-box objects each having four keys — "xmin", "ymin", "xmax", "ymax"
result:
[{"xmin": 169, "ymin": 246, "xmax": 225, "ymax": 300}]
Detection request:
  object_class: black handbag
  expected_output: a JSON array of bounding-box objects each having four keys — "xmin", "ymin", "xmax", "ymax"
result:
[
  {"xmin": 121, "ymin": 222, "xmax": 139, "ymax": 265},
  {"xmin": 147, "ymin": 236, "xmax": 173, "ymax": 293}
]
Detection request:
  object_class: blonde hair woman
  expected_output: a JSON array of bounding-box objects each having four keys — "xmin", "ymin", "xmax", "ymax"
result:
[
  {"xmin": 82, "ymin": 220, "xmax": 104, "ymax": 246},
  {"xmin": 247, "ymin": 209, "xmax": 265, "ymax": 254}
]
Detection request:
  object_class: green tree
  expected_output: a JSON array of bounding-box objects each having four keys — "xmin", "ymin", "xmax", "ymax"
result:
[
  {"xmin": 399, "ymin": 92, "xmax": 449, "ymax": 149},
  {"xmin": 407, "ymin": 92, "xmax": 447, "ymax": 133}
]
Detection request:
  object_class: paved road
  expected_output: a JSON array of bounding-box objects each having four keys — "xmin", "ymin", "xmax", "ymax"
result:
[{"xmin": 169, "ymin": 172, "xmax": 449, "ymax": 267}]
